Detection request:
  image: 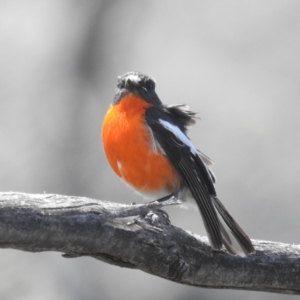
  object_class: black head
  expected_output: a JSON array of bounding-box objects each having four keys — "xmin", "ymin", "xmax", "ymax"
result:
[{"xmin": 114, "ymin": 72, "xmax": 162, "ymax": 106}]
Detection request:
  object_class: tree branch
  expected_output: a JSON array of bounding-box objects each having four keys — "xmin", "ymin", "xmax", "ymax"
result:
[{"xmin": 0, "ymin": 192, "xmax": 299, "ymax": 294}]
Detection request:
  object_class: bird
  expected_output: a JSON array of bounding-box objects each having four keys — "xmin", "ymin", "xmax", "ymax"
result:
[{"xmin": 101, "ymin": 71, "xmax": 255, "ymax": 256}]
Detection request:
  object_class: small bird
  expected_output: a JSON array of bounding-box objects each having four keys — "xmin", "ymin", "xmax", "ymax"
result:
[{"xmin": 102, "ymin": 72, "xmax": 255, "ymax": 256}]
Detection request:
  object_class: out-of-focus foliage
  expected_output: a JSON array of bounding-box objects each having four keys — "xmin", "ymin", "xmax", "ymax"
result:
[{"xmin": 0, "ymin": 1, "xmax": 299, "ymax": 299}]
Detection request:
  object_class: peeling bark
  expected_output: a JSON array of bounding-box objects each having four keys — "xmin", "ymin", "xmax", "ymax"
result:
[{"xmin": 0, "ymin": 192, "xmax": 299, "ymax": 294}]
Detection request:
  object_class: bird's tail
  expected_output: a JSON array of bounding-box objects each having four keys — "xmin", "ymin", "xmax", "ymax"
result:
[{"xmin": 212, "ymin": 197, "xmax": 255, "ymax": 256}]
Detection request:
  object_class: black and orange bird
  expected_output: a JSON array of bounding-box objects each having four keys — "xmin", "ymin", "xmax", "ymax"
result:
[{"xmin": 102, "ymin": 72, "xmax": 255, "ymax": 256}]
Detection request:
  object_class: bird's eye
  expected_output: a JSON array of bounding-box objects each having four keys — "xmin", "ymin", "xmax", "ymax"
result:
[
  {"xmin": 144, "ymin": 79, "xmax": 155, "ymax": 91},
  {"xmin": 117, "ymin": 78, "xmax": 125, "ymax": 89}
]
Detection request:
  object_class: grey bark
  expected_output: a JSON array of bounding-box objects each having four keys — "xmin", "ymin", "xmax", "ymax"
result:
[{"xmin": 0, "ymin": 192, "xmax": 299, "ymax": 294}]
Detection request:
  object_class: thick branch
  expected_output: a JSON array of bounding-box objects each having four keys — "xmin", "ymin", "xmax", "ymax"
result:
[{"xmin": 0, "ymin": 192, "xmax": 299, "ymax": 294}]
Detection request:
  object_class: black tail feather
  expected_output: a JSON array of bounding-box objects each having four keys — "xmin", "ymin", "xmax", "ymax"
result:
[{"xmin": 212, "ymin": 197, "xmax": 255, "ymax": 255}]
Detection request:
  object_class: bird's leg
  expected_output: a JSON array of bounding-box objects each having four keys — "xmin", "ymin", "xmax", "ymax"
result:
[{"xmin": 150, "ymin": 193, "xmax": 175, "ymax": 203}]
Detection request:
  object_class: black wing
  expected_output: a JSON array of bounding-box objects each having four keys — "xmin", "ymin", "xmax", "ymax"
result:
[
  {"xmin": 145, "ymin": 106, "xmax": 223, "ymax": 250},
  {"xmin": 145, "ymin": 105, "xmax": 255, "ymax": 255}
]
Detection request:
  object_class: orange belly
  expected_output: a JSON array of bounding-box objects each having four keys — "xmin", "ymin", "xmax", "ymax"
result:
[{"xmin": 101, "ymin": 94, "xmax": 181, "ymax": 196}]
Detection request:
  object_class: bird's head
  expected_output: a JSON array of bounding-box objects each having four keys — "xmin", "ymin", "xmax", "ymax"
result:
[{"xmin": 114, "ymin": 72, "xmax": 161, "ymax": 106}]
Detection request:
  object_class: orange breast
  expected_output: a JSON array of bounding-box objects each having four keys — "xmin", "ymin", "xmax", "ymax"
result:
[{"xmin": 101, "ymin": 94, "xmax": 181, "ymax": 196}]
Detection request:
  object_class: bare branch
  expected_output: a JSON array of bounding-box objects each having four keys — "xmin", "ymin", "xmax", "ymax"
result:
[{"xmin": 0, "ymin": 192, "xmax": 299, "ymax": 294}]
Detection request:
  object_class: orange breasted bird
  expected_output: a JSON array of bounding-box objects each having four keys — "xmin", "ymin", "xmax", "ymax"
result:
[{"xmin": 102, "ymin": 72, "xmax": 255, "ymax": 256}]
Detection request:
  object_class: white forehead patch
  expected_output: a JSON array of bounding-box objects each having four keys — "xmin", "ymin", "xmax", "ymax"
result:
[
  {"xmin": 126, "ymin": 74, "xmax": 141, "ymax": 84},
  {"xmin": 158, "ymin": 119, "xmax": 197, "ymax": 155}
]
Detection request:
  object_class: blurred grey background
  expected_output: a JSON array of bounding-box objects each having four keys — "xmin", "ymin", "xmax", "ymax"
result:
[{"xmin": 0, "ymin": 0, "xmax": 299, "ymax": 299}]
